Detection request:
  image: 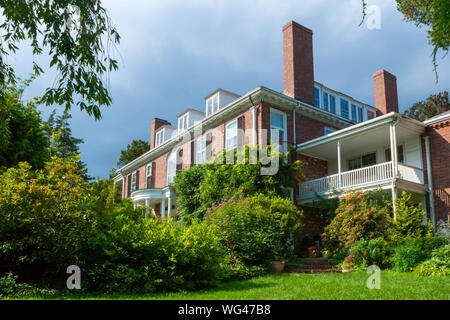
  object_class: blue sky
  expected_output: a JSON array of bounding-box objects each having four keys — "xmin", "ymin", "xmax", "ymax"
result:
[{"xmin": 15, "ymin": 0, "xmax": 450, "ymax": 179}]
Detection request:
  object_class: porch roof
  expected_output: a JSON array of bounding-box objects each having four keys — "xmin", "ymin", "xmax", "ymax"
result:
[{"xmin": 296, "ymin": 112, "xmax": 426, "ymax": 161}]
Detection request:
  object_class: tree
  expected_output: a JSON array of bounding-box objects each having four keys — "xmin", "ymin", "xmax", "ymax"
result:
[
  {"xmin": 0, "ymin": 83, "xmax": 49, "ymax": 170},
  {"xmin": 0, "ymin": 0, "xmax": 120, "ymax": 120},
  {"xmin": 361, "ymin": 0, "xmax": 449, "ymax": 76},
  {"xmin": 43, "ymin": 109, "xmax": 91, "ymax": 180},
  {"xmin": 117, "ymin": 139, "xmax": 150, "ymax": 168},
  {"xmin": 403, "ymin": 91, "xmax": 449, "ymax": 121}
]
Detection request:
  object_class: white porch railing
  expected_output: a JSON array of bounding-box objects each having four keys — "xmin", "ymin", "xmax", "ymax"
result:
[{"xmin": 299, "ymin": 161, "xmax": 425, "ymax": 198}]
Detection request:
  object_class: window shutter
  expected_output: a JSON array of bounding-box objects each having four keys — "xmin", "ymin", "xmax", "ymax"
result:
[
  {"xmin": 190, "ymin": 140, "xmax": 196, "ymax": 166},
  {"xmin": 127, "ymin": 175, "xmax": 131, "ymax": 196},
  {"xmin": 237, "ymin": 116, "xmax": 245, "ymax": 149},
  {"xmin": 206, "ymin": 132, "xmax": 213, "ymax": 161},
  {"xmin": 135, "ymin": 170, "xmax": 140, "ymax": 190}
]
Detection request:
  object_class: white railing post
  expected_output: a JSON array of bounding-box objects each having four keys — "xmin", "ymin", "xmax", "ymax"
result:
[{"xmin": 337, "ymin": 140, "xmax": 342, "ymax": 188}]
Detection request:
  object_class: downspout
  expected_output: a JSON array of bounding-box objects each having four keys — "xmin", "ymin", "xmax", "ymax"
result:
[
  {"xmin": 249, "ymin": 94, "xmax": 258, "ymax": 147},
  {"xmin": 424, "ymin": 136, "xmax": 436, "ymax": 227}
]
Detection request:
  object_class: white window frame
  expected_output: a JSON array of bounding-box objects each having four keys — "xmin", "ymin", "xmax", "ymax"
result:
[
  {"xmin": 196, "ymin": 135, "xmax": 207, "ymax": 164},
  {"xmin": 145, "ymin": 163, "xmax": 153, "ymax": 189},
  {"xmin": 206, "ymin": 93, "xmax": 220, "ymax": 116},
  {"xmin": 131, "ymin": 171, "xmax": 137, "ymax": 192},
  {"xmin": 155, "ymin": 129, "xmax": 164, "ymax": 147},
  {"xmin": 225, "ymin": 118, "xmax": 238, "ymax": 151},
  {"xmin": 178, "ymin": 114, "xmax": 189, "ymax": 134},
  {"xmin": 324, "ymin": 127, "xmax": 336, "ymax": 135},
  {"xmin": 270, "ymin": 108, "xmax": 287, "ymax": 154},
  {"xmin": 166, "ymin": 151, "xmax": 177, "ymax": 185}
]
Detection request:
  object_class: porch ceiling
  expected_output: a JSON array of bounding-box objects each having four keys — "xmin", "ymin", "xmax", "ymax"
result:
[{"xmin": 298, "ymin": 118, "xmax": 425, "ymax": 161}]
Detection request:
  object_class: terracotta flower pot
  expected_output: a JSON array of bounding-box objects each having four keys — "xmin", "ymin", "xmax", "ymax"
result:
[{"xmin": 271, "ymin": 261, "xmax": 285, "ymax": 273}]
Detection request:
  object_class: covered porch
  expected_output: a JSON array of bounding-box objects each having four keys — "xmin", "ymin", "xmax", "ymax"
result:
[
  {"xmin": 131, "ymin": 187, "xmax": 177, "ymax": 220},
  {"xmin": 296, "ymin": 113, "xmax": 429, "ymax": 215}
]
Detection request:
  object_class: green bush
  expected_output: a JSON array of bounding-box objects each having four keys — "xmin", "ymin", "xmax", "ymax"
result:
[
  {"xmin": 85, "ymin": 216, "xmax": 227, "ymax": 293},
  {"xmin": 322, "ymin": 191, "xmax": 387, "ymax": 255},
  {"xmin": 414, "ymin": 244, "xmax": 450, "ymax": 277},
  {"xmin": 206, "ymin": 193, "xmax": 303, "ymax": 267},
  {"xmin": 386, "ymin": 192, "xmax": 433, "ymax": 241},
  {"xmin": 350, "ymin": 238, "xmax": 390, "ymax": 269},
  {"xmin": 391, "ymin": 237, "xmax": 447, "ymax": 272},
  {"xmin": 0, "ymin": 272, "xmax": 55, "ymax": 298}
]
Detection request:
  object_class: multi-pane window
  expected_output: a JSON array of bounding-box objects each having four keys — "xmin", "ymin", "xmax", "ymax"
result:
[
  {"xmin": 314, "ymin": 87, "xmax": 320, "ymax": 107},
  {"xmin": 178, "ymin": 114, "xmax": 189, "ymax": 133},
  {"xmin": 131, "ymin": 171, "xmax": 137, "ymax": 192},
  {"xmin": 367, "ymin": 110, "xmax": 375, "ymax": 120},
  {"xmin": 146, "ymin": 164, "xmax": 153, "ymax": 189},
  {"xmin": 196, "ymin": 135, "xmax": 206, "ymax": 164},
  {"xmin": 385, "ymin": 146, "xmax": 404, "ymax": 163},
  {"xmin": 348, "ymin": 152, "xmax": 376, "ymax": 170},
  {"xmin": 340, "ymin": 99, "xmax": 349, "ymax": 119},
  {"xmin": 330, "ymin": 95, "xmax": 336, "ymax": 114},
  {"xmin": 323, "ymin": 92, "xmax": 329, "ymax": 112},
  {"xmin": 155, "ymin": 130, "xmax": 164, "ymax": 147},
  {"xmin": 351, "ymin": 104, "xmax": 357, "ymax": 121},
  {"xmin": 206, "ymin": 94, "xmax": 220, "ymax": 116},
  {"xmin": 270, "ymin": 109, "xmax": 286, "ymax": 154},
  {"xmin": 225, "ymin": 119, "xmax": 238, "ymax": 151},
  {"xmin": 167, "ymin": 151, "xmax": 177, "ymax": 184},
  {"xmin": 357, "ymin": 107, "xmax": 363, "ymax": 123}
]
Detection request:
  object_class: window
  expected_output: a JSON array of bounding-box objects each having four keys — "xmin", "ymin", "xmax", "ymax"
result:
[
  {"xmin": 178, "ymin": 114, "xmax": 189, "ymax": 133},
  {"xmin": 155, "ymin": 130, "xmax": 164, "ymax": 147},
  {"xmin": 367, "ymin": 110, "xmax": 375, "ymax": 120},
  {"xmin": 270, "ymin": 109, "xmax": 287, "ymax": 154},
  {"xmin": 357, "ymin": 107, "xmax": 363, "ymax": 123},
  {"xmin": 351, "ymin": 104, "xmax": 357, "ymax": 121},
  {"xmin": 323, "ymin": 92, "xmax": 329, "ymax": 112},
  {"xmin": 206, "ymin": 94, "xmax": 219, "ymax": 116},
  {"xmin": 385, "ymin": 146, "xmax": 404, "ymax": 163},
  {"xmin": 225, "ymin": 119, "xmax": 238, "ymax": 151},
  {"xmin": 131, "ymin": 171, "xmax": 137, "ymax": 192},
  {"xmin": 196, "ymin": 135, "xmax": 206, "ymax": 164},
  {"xmin": 146, "ymin": 163, "xmax": 153, "ymax": 189},
  {"xmin": 314, "ymin": 87, "xmax": 320, "ymax": 107},
  {"xmin": 330, "ymin": 95, "xmax": 336, "ymax": 114},
  {"xmin": 340, "ymin": 99, "xmax": 349, "ymax": 119},
  {"xmin": 207, "ymin": 98, "xmax": 213, "ymax": 116},
  {"xmin": 324, "ymin": 127, "xmax": 336, "ymax": 135},
  {"xmin": 167, "ymin": 151, "xmax": 177, "ymax": 185},
  {"xmin": 348, "ymin": 152, "xmax": 376, "ymax": 170}
]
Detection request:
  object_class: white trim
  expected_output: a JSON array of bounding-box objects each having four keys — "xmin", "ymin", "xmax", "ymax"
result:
[
  {"xmin": 270, "ymin": 108, "xmax": 287, "ymax": 154},
  {"xmin": 225, "ymin": 118, "xmax": 238, "ymax": 151},
  {"xmin": 422, "ymin": 111, "xmax": 450, "ymax": 125}
]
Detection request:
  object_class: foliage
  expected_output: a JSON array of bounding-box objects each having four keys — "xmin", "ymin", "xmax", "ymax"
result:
[
  {"xmin": 174, "ymin": 145, "xmax": 302, "ymax": 224},
  {"xmin": 0, "ymin": 272, "xmax": 55, "ymax": 298},
  {"xmin": 0, "ymin": 0, "xmax": 120, "ymax": 119},
  {"xmin": 434, "ymin": 220, "xmax": 450, "ymax": 242},
  {"xmin": 117, "ymin": 139, "xmax": 150, "ymax": 168},
  {"xmin": 322, "ymin": 191, "xmax": 387, "ymax": 255},
  {"xmin": 403, "ymin": 91, "xmax": 449, "ymax": 121},
  {"xmin": 205, "ymin": 193, "xmax": 303, "ymax": 267},
  {"xmin": 0, "ymin": 83, "xmax": 49, "ymax": 170},
  {"xmin": 414, "ymin": 244, "xmax": 450, "ymax": 277},
  {"xmin": 43, "ymin": 109, "xmax": 91, "ymax": 180},
  {"xmin": 85, "ymin": 217, "xmax": 227, "ymax": 293},
  {"xmin": 312, "ymin": 192, "xmax": 340, "ymax": 224},
  {"xmin": 391, "ymin": 237, "xmax": 447, "ymax": 272},
  {"xmin": 339, "ymin": 253, "xmax": 354, "ymax": 270},
  {"xmin": 350, "ymin": 238, "xmax": 390, "ymax": 270},
  {"xmin": 386, "ymin": 192, "xmax": 434, "ymax": 241}
]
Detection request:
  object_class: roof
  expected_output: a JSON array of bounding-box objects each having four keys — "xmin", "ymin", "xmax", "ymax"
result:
[
  {"xmin": 177, "ymin": 108, "xmax": 205, "ymax": 118},
  {"xmin": 423, "ymin": 110, "xmax": 450, "ymax": 125},
  {"xmin": 204, "ymin": 88, "xmax": 241, "ymax": 100}
]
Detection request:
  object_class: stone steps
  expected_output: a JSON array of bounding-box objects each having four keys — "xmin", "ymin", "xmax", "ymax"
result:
[{"xmin": 286, "ymin": 258, "xmax": 341, "ymax": 274}]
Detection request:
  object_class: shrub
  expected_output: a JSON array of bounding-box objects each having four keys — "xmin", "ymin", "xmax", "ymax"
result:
[
  {"xmin": 386, "ymin": 192, "xmax": 433, "ymax": 241},
  {"xmin": 0, "ymin": 272, "xmax": 55, "ymax": 298},
  {"xmin": 85, "ymin": 216, "xmax": 227, "ymax": 293},
  {"xmin": 414, "ymin": 244, "xmax": 450, "ymax": 277},
  {"xmin": 350, "ymin": 238, "xmax": 390, "ymax": 269},
  {"xmin": 206, "ymin": 193, "xmax": 303, "ymax": 267},
  {"xmin": 391, "ymin": 237, "xmax": 447, "ymax": 272},
  {"xmin": 434, "ymin": 220, "xmax": 450, "ymax": 242},
  {"xmin": 322, "ymin": 191, "xmax": 387, "ymax": 255}
]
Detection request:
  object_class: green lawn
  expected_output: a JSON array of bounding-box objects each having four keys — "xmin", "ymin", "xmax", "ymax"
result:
[{"xmin": 21, "ymin": 271, "xmax": 450, "ymax": 300}]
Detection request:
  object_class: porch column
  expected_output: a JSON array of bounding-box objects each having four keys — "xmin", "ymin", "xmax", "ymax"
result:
[
  {"xmin": 167, "ymin": 196, "xmax": 172, "ymax": 219},
  {"xmin": 160, "ymin": 197, "xmax": 166, "ymax": 221},
  {"xmin": 424, "ymin": 136, "xmax": 436, "ymax": 227},
  {"xmin": 145, "ymin": 199, "xmax": 150, "ymax": 219},
  {"xmin": 392, "ymin": 183, "xmax": 398, "ymax": 220},
  {"xmin": 390, "ymin": 120, "xmax": 399, "ymax": 219},
  {"xmin": 337, "ymin": 140, "xmax": 342, "ymax": 188}
]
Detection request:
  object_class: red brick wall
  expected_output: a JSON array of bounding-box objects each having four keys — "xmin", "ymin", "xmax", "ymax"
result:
[
  {"xmin": 423, "ymin": 119, "xmax": 450, "ymax": 223},
  {"xmin": 150, "ymin": 118, "xmax": 171, "ymax": 150},
  {"xmin": 295, "ymin": 113, "xmax": 339, "ymax": 144},
  {"xmin": 283, "ymin": 21, "xmax": 315, "ymax": 105}
]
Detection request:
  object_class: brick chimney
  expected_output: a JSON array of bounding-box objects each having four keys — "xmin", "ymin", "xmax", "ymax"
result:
[
  {"xmin": 283, "ymin": 20, "xmax": 315, "ymax": 105},
  {"xmin": 373, "ymin": 69, "xmax": 399, "ymax": 115},
  {"xmin": 150, "ymin": 118, "xmax": 171, "ymax": 149}
]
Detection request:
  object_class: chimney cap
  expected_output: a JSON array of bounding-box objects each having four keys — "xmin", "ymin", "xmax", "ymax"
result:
[
  {"xmin": 373, "ymin": 69, "xmax": 397, "ymax": 80},
  {"xmin": 282, "ymin": 20, "xmax": 313, "ymax": 35}
]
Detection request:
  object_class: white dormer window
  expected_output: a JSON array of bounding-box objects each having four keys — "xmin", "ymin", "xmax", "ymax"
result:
[
  {"xmin": 206, "ymin": 94, "xmax": 219, "ymax": 116},
  {"xmin": 155, "ymin": 129, "xmax": 164, "ymax": 147},
  {"xmin": 178, "ymin": 114, "xmax": 189, "ymax": 133}
]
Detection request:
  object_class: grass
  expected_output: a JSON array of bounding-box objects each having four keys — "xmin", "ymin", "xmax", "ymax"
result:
[{"xmin": 16, "ymin": 271, "xmax": 450, "ymax": 300}]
